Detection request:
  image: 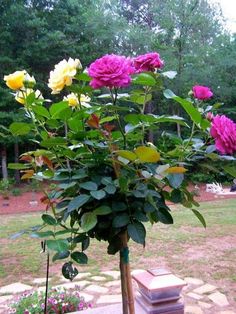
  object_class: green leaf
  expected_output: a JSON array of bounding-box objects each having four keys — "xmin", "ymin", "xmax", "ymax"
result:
[
  {"xmin": 94, "ymin": 206, "xmax": 112, "ymax": 215},
  {"xmin": 223, "ymin": 165, "xmax": 236, "ymax": 178},
  {"xmin": 62, "ymin": 262, "xmax": 78, "ymax": 281},
  {"xmin": 135, "ymin": 146, "xmax": 160, "ymax": 163},
  {"xmin": 156, "ymin": 208, "xmax": 173, "ymax": 224},
  {"xmin": 42, "ymin": 214, "xmax": 57, "ymax": 226},
  {"xmin": 41, "ymin": 137, "xmax": 67, "ymax": 148},
  {"xmin": 130, "ymin": 93, "xmax": 152, "ymax": 105},
  {"xmin": 191, "ymin": 209, "xmax": 206, "ymax": 228},
  {"xmin": 127, "ymin": 222, "xmax": 146, "ymax": 244},
  {"xmin": 81, "ymin": 212, "xmax": 97, "ymax": 231},
  {"xmin": 31, "ymin": 230, "xmax": 55, "ymax": 238},
  {"xmin": 71, "ymin": 251, "xmax": 88, "ymax": 264},
  {"xmin": 101, "ymin": 177, "xmax": 112, "ymax": 185},
  {"xmin": 52, "ymin": 250, "xmax": 70, "ymax": 262},
  {"xmin": 107, "ymin": 236, "xmax": 123, "ymax": 255},
  {"xmin": 170, "ymin": 189, "xmax": 183, "ymax": 203},
  {"xmin": 90, "ymin": 190, "xmax": 106, "ymax": 200},
  {"xmin": 8, "ymin": 163, "xmax": 29, "ymax": 170},
  {"xmin": 76, "ymin": 72, "xmax": 92, "ymax": 82},
  {"xmin": 100, "ymin": 116, "xmax": 116, "ymax": 124},
  {"xmin": 112, "ymin": 201, "xmax": 127, "ymax": 212},
  {"xmin": 164, "ymin": 89, "xmax": 202, "ymax": 125},
  {"xmin": 104, "ymin": 184, "xmax": 116, "ymax": 194},
  {"xmin": 112, "ymin": 214, "xmax": 130, "ymax": 228},
  {"xmin": 116, "ymin": 150, "xmax": 137, "ymax": 161},
  {"xmin": 33, "ymin": 105, "xmax": 50, "ymax": 118},
  {"xmin": 79, "ymin": 181, "xmax": 98, "ymax": 191},
  {"xmin": 82, "ymin": 238, "xmax": 90, "ymax": 251},
  {"xmin": 132, "ymin": 73, "xmax": 156, "ymax": 86},
  {"xmin": 168, "ymin": 174, "xmax": 184, "ymax": 189},
  {"xmin": 9, "ymin": 122, "xmax": 32, "ymax": 136},
  {"xmin": 47, "ymin": 239, "xmax": 68, "ymax": 252},
  {"xmin": 49, "ymin": 101, "xmax": 69, "ymax": 118},
  {"xmin": 67, "ymin": 195, "xmax": 90, "ymax": 213}
]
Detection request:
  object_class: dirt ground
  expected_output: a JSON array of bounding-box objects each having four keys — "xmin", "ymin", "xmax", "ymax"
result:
[{"xmin": 0, "ymin": 184, "xmax": 235, "ymax": 215}]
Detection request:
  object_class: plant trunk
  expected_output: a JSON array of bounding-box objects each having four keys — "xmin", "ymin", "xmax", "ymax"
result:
[
  {"xmin": 1, "ymin": 146, "xmax": 8, "ymax": 180},
  {"xmin": 14, "ymin": 142, "xmax": 20, "ymax": 184},
  {"xmin": 119, "ymin": 231, "xmax": 135, "ymax": 314}
]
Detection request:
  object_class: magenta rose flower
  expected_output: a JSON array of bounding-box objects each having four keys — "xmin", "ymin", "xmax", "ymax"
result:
[
  {"xmin": 88, "ymin": 54, "xmax": 134, "ymax": 89},
  {"xmin": 210, "ymin": 114, "xmax": 236, "ymax": 155},
  {"xmin": 192, "ymin": 85, "xmax": 213, "ymax": 100},
  {"xmin": 134, "ymin": 52, "xmax": 164, "ymax": 73}
]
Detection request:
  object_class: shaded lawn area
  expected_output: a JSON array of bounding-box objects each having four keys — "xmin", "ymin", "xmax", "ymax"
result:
[{"xmin": 0, "ymin": 199, "xmax": 236, "ymax": 306}]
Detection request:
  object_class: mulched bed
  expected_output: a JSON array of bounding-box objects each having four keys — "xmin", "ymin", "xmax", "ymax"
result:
[{"xmin": 0, "ymin": 184, "xmax": 235, "ymax": 215}]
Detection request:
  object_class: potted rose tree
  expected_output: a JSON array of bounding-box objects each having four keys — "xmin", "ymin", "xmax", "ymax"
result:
[{"xmin": 5, "ymin": 52, "xmax": 236, "ymax": 314}]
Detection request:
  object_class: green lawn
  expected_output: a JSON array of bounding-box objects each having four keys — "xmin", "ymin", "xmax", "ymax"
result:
[{"xmin": 0, "ymin": 198, "xmax": 236, "ymax": 301}]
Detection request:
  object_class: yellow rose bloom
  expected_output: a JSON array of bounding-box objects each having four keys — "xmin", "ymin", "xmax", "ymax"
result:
[
  {"xmin": 4, "ymin": 70, "xmax": 26, "ymax": 90},
  {"xmin": 48, "ymin": 58, "xmax": 82, "ymax": 94},
  {"xmin": 64, "ymin": 93, "xmax": 79, "ymax": 107},
  {"xmin": 15, "ymin": 89, "xmax": 43, "ymax": 105}
]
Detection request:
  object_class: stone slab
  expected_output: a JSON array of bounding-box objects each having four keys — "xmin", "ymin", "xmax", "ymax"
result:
[
  {"xmin": 79, "ymin": 292, "xmax": 94, "ymax": 303},
  {"xmin": 0, "ymin": 283, "xmax": 32, "ymax": 294},
  {"xmin": 0, "ymin": 295, "xmax": 13, "ymax": 304},
  {"xmin": 91, "ymin": 276, "xmax": 107, "ymax": 281},
  {"xmin": 60, "ymin": 272, "xmax": 91, "ymax": 282},
  {"xmin": 198, "ymin": 301, "xmax": 213, "ymax": 309},
  {"xmin": 85, "ymin": 285, "xmax": 108, "ymax": 294},
  {"xmin": 54, "ymin": 280, "xmax": 90, "ymax": 290},
  {"xmin": 184, "ymin": 277, "xmax": 204, "ymax": 285},
  {"xmin": 208, "ymin": 291, "xmax": 229, "ymax": 306},
  {"xmin": 70, "ymin": 303, "xmax": 122, "ymax": 314},
  {"xmin": 32, "ymin": 278, "xmax": 51, "ymax": 284},
  {"xmin": 96, "ymin": 294, "xmax": 122, "ymax": 304},
  {"xmin": 185, "ymin": 305, "xmax": 203, "ymax": 314},
  {"xmin": 105, "ymin": 280, "xmax": 121, "ymax": 287},
  {"xmin": 218, "ymin": 311, "xmax": 236, "ymax": 314},
  {"xmin": 101, "ymin": 271, "xmax": 120, "ymax": 280},
  {"xmin": 193, "ymin": 284, "xmax": 217, "ymax": 294},
  {"xmin": 187, "ymin": 292, "xmax": 203, "ymax": 300}
]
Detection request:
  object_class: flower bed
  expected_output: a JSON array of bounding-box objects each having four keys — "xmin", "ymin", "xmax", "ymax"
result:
[{"xmin": 9, "ymin": 287, "xmax": 92, "ymax": 314}]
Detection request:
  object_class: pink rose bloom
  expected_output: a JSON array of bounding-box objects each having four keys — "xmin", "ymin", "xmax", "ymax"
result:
[
  {"xmin": 88, "ymin": 54, "xmax": 134, "ymax": 89},
  {"xmin": 210, "ymin": 114, "xmax": 236, "ymax": 155},
  {"xmin": 134, "ymin": 52, "xmax": 164, "ymax": 73},
  {"xmin": 206, "ymin": 112, "xmax": 214, "ymax": 121},
  {"xmin": 192, "ymin": 85, "xmax": 213, "ymax": 100}
]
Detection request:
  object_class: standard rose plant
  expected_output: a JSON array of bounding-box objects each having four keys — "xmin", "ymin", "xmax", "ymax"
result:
[{"xmin": 5, "ymin": 53, "xmax": 236, "ymax": 314}]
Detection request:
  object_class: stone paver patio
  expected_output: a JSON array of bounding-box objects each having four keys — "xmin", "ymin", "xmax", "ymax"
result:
[{"xmin": 0, "ymin": 271, "xmax": 235, "ymax": 314}]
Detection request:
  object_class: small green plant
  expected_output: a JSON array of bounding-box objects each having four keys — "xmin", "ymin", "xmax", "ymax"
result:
[
  {"xmin": 0, "ymin": 179, "xmax": 10, "ymax": 199},
  {"xmin": 11, "ymin": 188, "xmax": 22, "ymax": 196},
  {"xmin": 9, "ymin": 288, "xmax": 92, "ymax": 314}
]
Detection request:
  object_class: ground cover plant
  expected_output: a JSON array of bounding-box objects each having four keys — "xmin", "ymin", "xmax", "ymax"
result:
[{"xmin": 4, "ymin": 52, "xmax": 236, "ymax": 313}]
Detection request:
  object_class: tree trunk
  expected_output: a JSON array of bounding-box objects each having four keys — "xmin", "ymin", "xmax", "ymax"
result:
[
  {"xmin": 14, "ymin": 142, "xmax": 20, "ymax": 184},
  {"xmin": 119, "ymin": 231, "xmax": 135, "ymax": 314},
  {"xmin": 1, "ymin": 146, "xmax": 8, "ymax": 180}
]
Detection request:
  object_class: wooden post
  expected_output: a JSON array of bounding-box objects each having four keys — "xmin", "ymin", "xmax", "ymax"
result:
[{"xmin": 120, "ymin": 231, "xmax": 135, "ymax": 314}]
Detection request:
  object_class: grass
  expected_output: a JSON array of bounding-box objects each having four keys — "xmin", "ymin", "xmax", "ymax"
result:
[{"xmin": 0, "ymin": 198, "xmax": 236, "ymax": 298}]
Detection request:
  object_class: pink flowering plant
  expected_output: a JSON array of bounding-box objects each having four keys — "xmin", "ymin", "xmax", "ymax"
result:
[
  {"xmin": 9, "ymin": 287, "xmax": 91, "ymax": 314},
  {"xmin": 5, "ymin": 52, "xmax": 236, "ymax": 313}
]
